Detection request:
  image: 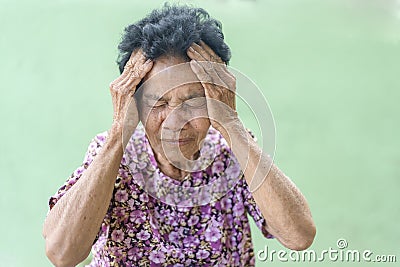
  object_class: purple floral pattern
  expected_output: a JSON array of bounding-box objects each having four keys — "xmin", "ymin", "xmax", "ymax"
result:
[{"xmin": 49, "ymin": 126, "xmax": 273, "ymax": 266}]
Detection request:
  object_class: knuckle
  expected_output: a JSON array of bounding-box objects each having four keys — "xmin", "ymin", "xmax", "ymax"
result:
[{"xmin": 109, "ymin": 82, "xmax": 117, "ymax": 90}]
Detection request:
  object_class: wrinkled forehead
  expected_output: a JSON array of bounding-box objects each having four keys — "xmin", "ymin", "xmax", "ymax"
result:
[{"xmin": 139, "ymin": 57, "xmax": 202, "ymax": 99}]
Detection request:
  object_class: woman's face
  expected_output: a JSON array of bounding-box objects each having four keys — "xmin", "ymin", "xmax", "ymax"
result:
[{"xmin": 136, "ymin": 55, "xmax": 210, "ymax": 167}]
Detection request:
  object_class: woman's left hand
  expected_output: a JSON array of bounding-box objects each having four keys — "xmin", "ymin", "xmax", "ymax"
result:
[
  {"xmin": 188, "ymin": 43, "xmax": 316, "ymax": 251},
  {"xmin": 187, "ymin": 41, "xmax": 239, "ymax": 134}
]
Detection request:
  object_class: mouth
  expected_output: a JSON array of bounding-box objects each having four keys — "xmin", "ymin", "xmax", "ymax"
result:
[{"xmin": 161, "ymin": 138, "xmax": 194, "ymax": 146}]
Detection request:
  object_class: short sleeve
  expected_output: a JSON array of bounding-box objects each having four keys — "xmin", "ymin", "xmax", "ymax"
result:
[
  {"xmin": 48, "ymin": 132, "xmax": 107, "ymax": 210},
  {"xmin": 243, "ymin": 179, "xmax": 274, "ymax": 239},
  {"xmin": 242, "ymin": 128, "xmax": 274, "ymax": 239}
]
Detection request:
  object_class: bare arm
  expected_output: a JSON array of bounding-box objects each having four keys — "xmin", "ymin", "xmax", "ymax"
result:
[
  {"xmin": 187, "ymin": 41, "xmax": 316, "ymax": 250},
  {"xmin": 42, "ymin": 50, "xmax": 153, "ymax": 267},
  {"xmin": 221, "ymin": 121, "xmax": 316, "ymax": 250},
  {"xmin": 43, "ymin": 127, "xmax": 124, "ymax": 266}
]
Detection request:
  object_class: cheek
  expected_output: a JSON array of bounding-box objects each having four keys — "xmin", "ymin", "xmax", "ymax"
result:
[
  {"xmin": 190, "ymin": 118, "xmax": 210, "ymax": 137},
  {"xmin": 140, "ymin": 109, "xmax": 161, "ymax": 132}
]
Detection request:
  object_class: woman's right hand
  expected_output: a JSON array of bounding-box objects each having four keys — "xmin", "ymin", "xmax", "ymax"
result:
[
  {"xmin": 109, "ymin": 49, "xmax": 153, "ymax": 147},
  {"xmin": 43, "ymin": 50, "xmax": 152, "ymax": 266}
]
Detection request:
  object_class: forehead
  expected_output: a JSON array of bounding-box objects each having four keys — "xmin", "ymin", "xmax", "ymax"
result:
[{"xmin": 140, "ymin": 56, "xmax": 203, "ymax": 99}]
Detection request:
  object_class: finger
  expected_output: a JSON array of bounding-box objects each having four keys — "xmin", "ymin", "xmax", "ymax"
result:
[
  {"xmin": 111, "ymin": 70, "xmax": 130, "ymax": 86},
  {"xmin": 191, "ymin": 42, "xmax": 210, "ymax": 61},
  {"xmin": 140, "ymin": 59, "xmax": 153, "ymax": 77},
  {"xmin": 190, "ymin": 60, "xmax": 214, "ymax": 91},
  {"xmin": 131, "ymin": 59, "xmax": 153, "ymax": 87},
  {"xmin": 191, "ymin": 60, "xmax": 237, "ymax": 112},
  {"xmin": 120, "ymin": 59, "xmax": 152, "ymax": 88},
  {"xmin": 223, "ymin": 66, "xmax": 235, "ymax": 80},
  {"xmin": 190, "ymin": 60, "xmax": 230, "ymax": 107},
  {"xmin": 213, "ymin": 64, "xmax": 236, "ymax": 92},
  {"xmin": 187, "ymin": 47, "xmax": 225, "ymax": 83},
  {"xmin": 206, "ymin": 59, "xmax": 234, "ymax": 82},
  {"xmin": 124, "ymin": 51, "xmax": 139, "ymax": 71},
  {"xmin": 187, "ymin": 42, "xmax": 214, "ymax": 63},
  {"xmin": 116, "ymin": 59, "xmax": 151, "ymax": 94},
  {"xmin": 187, "ymin": 45, "xmax": 207, "ymax": 62},
  {"xmin": 188, "ymin": 47, "xmax": 230, "ymax": 88},
  {"xmin": 199, "ymin": 40, "xmax": 223, "ymax": 63},
  {"xmin": 191, "ymin": 42, "xmax": 223, "ymax": 64},
  {"xmin": 129, "ymin": 52, "xmax": 146, "ymax": 71},
  {"xmin": 128, "ymin": 48, "xmax": 144, "ymax": 63},
  {"xmin": 187, "ymin": 45, "xmax": 229, "ymax": 82},
  {"xmin": 190, "ymin": 60, "xmax": 211, "ymax": 82},
  {"xmin": 195, "ymin": 60, "xmax": 228, "ymax": 89},
  {"xmin": 124, "ymin": 49, "xmax": 146, "ymax": 72},
  {"xmin": 117, "ymin": 53, "xmax": 144, "ymax": 83},
  {"xmin": 196, "ymin": 41, "xmax": 230, "ymax": 79}
]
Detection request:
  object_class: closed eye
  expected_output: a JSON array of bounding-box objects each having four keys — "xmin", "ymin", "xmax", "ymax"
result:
[
  {"xmin": 183, "ymin": 97, "xmax": 207, "ymax": 108},
  {"xmin": 147, "ymin": 101, "xmax": 167, "ymax": 109},
  {"xmin": 146, "ymin": 98, "xmax": 206, "ymax": 110}
]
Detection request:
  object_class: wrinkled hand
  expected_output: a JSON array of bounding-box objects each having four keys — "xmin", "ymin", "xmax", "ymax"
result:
[
  {"xmin": 109, "ymin": 49, "xmax": 153, "ymax": 145},
  {"xmin": 187, "ymin": 41, "xmax": 238, "ymax": 134}
]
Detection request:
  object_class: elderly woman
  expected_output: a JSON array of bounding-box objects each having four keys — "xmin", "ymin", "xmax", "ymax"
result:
[{"xmin": 43, "ymin": 4, "xmax": 315, "ymax": 267}]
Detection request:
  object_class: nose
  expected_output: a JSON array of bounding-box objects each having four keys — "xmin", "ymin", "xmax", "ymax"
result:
[{"xmin": 162, "ymin": 105, "xmax": 189, "ymax": 132}]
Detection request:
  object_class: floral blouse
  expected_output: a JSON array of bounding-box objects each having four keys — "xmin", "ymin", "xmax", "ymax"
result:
[{"xmin": 49, "ymin": 125, "xmax": 273, "ymax": 266}]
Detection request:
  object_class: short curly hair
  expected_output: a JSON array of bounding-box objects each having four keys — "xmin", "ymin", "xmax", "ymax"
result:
[{"xmin": 117, "ymin": 4, "xmax": 231, "ymax": 74}]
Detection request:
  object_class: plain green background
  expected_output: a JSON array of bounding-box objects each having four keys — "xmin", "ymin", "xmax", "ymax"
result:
[{"xmin": 1, "ymin": 0, "xmax": 399, "ymax": 266}]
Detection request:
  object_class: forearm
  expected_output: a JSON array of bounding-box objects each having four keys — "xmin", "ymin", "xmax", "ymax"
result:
[
  {"xmin": 43, "ymin": 126, "xmax": 124, "ymax": 267},
  {"xmin": 220, "ymin": 121, "xmax": 316, "ymax": 250}
]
